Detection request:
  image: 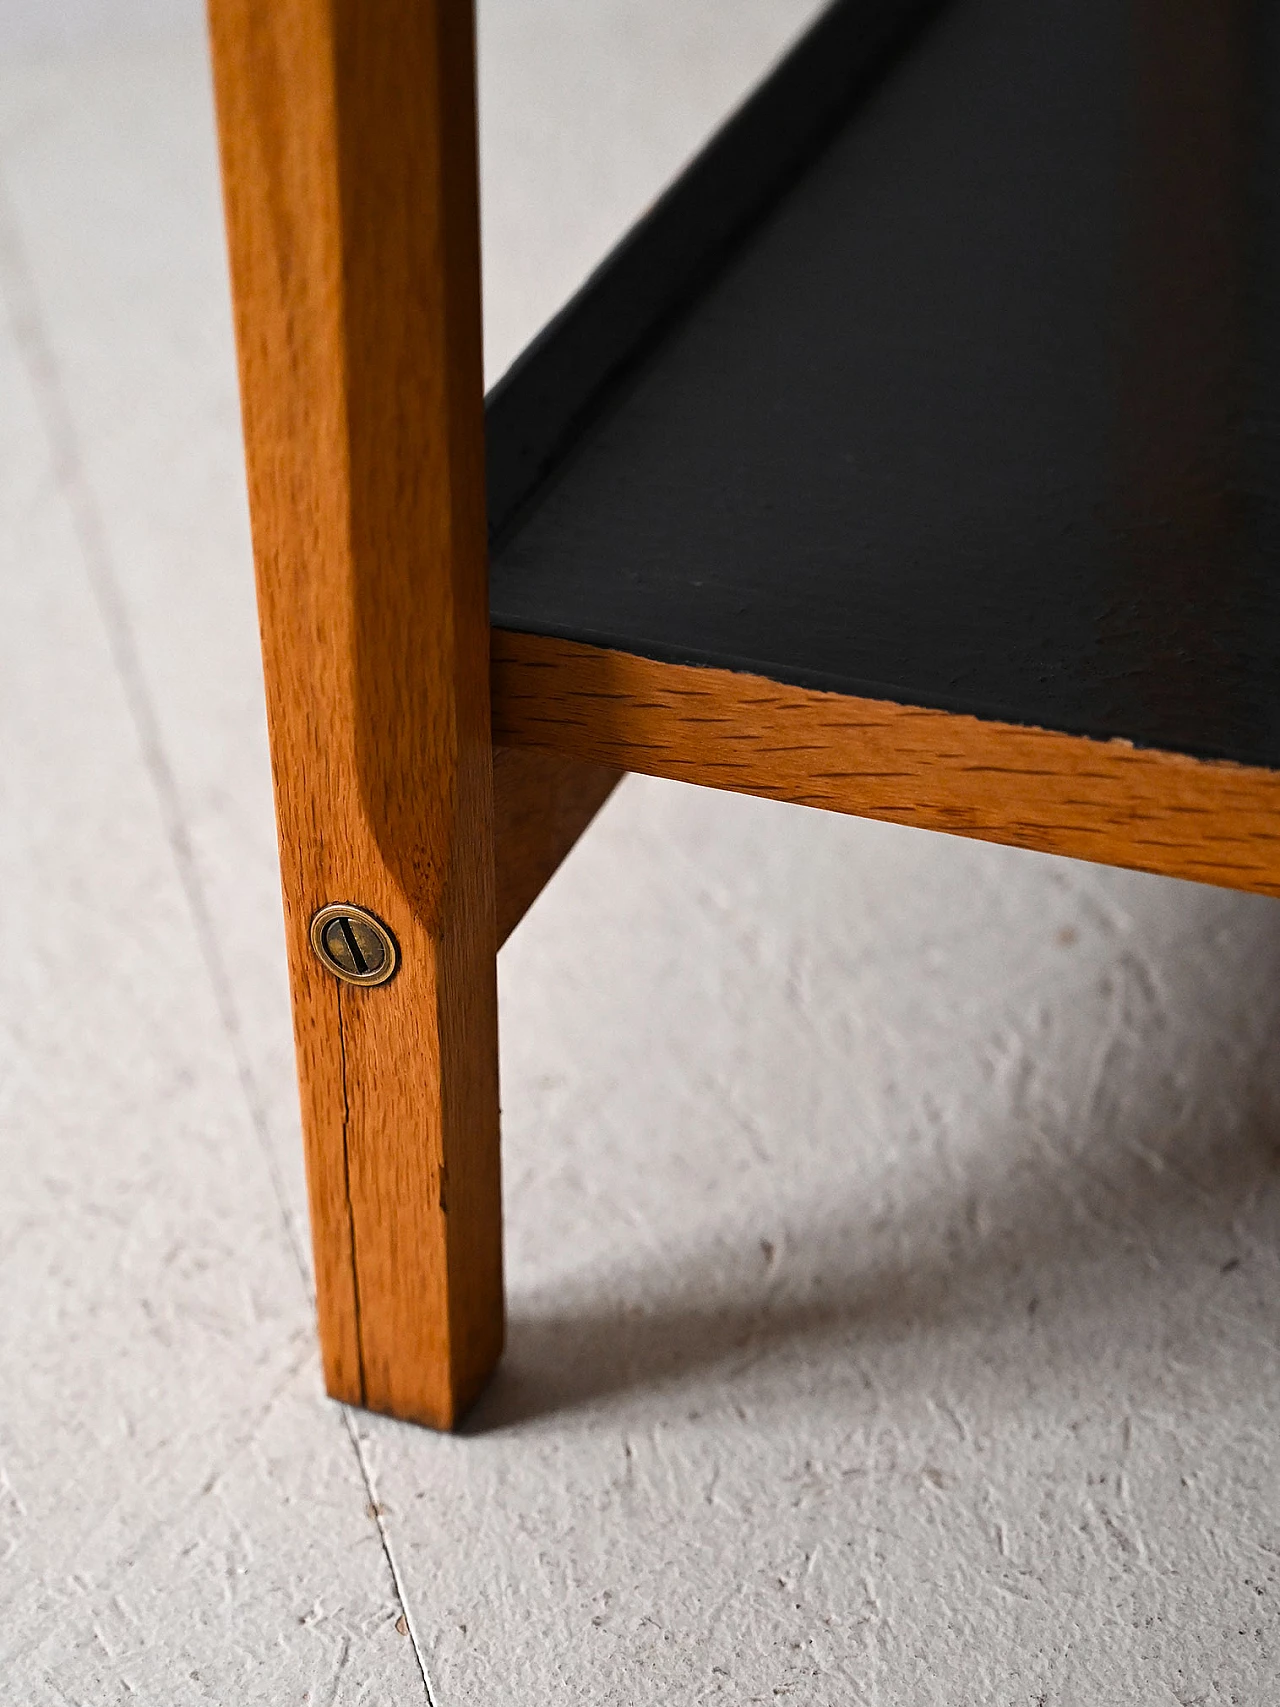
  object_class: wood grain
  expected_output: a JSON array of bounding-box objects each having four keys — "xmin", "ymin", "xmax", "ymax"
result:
[
  {"xmin": 492, "ymin": 632, "xmax": 1280, "ymax": 897},
  {"xmin": 209, "ymin": 0, "xmax": 501, "ymax": 1428},
  {"xmin": 493, "ymin": 749, "xmax": 622, "ymax": 947}
]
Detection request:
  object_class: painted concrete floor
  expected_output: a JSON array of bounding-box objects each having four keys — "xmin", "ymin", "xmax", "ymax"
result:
[{"xmin": 3, "ymin": 4, "xmax": 1280, "ymax": 1702}]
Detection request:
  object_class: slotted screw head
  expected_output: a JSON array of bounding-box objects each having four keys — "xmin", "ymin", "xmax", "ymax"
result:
[{"xmin": 309, "ymin": 903, "xmax": 399, "ymax": 987}]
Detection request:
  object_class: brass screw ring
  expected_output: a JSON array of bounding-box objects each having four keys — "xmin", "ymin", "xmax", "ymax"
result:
[{"xmin": 309, "ymin": 903, "xmax": 399, "ymax": 988}]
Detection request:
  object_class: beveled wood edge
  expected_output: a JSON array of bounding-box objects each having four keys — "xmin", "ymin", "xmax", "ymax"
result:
[
  {"xmin": 492, "ymin": 747, "xmax": 624, "ymax": 946},
  {"xmin": 491, "ymin": 630, "xmax": 1280, "ymax": 898}
]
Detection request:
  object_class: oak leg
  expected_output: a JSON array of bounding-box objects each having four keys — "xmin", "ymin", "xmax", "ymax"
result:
[{"xmin": 208, "ymin": 0, "xmax": 501, "ymax": 1427}]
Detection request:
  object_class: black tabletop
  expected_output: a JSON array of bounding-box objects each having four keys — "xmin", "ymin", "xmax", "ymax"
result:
[{"xmin": 490, "ymin": 0, "xmax": 1280, "ymax": 771}]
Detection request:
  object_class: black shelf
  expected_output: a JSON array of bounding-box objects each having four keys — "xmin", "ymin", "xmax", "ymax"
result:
[{"xmin": 487, "ymin": 0, "xmax": 1280, "ymax": 773}]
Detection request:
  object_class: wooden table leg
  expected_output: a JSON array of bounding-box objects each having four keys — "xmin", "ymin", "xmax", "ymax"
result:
[{"xmin": 208, "ymin": 0, "xmax": 501, "ymax": 1428}]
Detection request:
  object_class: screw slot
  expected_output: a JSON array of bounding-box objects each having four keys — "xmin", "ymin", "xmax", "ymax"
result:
[{"xmin": 309, "ymin": 904, "xmax": 398, "ymax": 987}]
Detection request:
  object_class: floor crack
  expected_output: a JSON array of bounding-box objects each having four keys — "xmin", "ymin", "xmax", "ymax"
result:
[{"xmin": 341, "ymin": 1405, "xmax": 440, "ymax": 1706}]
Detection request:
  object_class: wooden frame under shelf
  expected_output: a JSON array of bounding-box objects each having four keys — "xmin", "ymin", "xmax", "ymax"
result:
[{"xmin": 493, "ymin": 632, "xmax": 1280, "ymax": 899}]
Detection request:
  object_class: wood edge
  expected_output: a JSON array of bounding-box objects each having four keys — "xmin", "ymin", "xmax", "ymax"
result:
[{"xmin": 490, "ymin": 631, "xmax": 1280, "ymax": 898}]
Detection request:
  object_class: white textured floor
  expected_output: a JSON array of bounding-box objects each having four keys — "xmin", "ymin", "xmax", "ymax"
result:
[{"xmin": 3, "ymin": 3, "xmax": 1280, "ymax": 1702}]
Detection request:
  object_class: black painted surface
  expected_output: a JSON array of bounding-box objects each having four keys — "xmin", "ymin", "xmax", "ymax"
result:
[
  {"xmin": 484, "ymin": 0, "xmax": 942, "ymax": 540},
  {"xmin": 489, "ymin": 0, "xmax": 1280, "ymax": 770}
]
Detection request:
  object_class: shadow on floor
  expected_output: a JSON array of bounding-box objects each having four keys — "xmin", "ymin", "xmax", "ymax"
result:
[{"xmin": 469, "ymin": 895, "xmax": 1280, "ymax": 1433}]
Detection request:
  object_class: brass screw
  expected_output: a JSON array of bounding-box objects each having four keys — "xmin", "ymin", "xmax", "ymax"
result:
[{"xmin": 309, "ymin": 903, "xmax": 399, "ymax": 987}]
